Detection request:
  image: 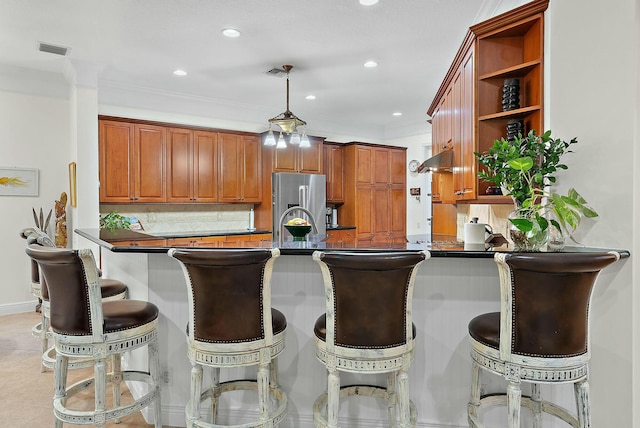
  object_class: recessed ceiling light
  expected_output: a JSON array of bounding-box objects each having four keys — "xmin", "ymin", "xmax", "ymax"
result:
[
  {"xmin": 360, "ymin": 0, "xmax": 379, "ymax": 5},
  {"xmin": 173, "ymin": 69, "xmax": 187, "ymax": 76},
  {"xmin": 222, "ymin": 28, "xmax": 241, "ymax": 38},
  {"xmin": 393, "ymin": 112, "xmax": 402, "ymax": 116},
  {"xmin": 305, "ymin": 95, "xmax": 316, "ymax": 100},
  {"xmin": 364, "ymin": 60, "xmax": 378, "ymax": 68}
]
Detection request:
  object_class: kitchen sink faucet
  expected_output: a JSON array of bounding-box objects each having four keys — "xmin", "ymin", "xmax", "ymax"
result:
[{"xmin": 277, "ymin": 206, "xmax": 319, "ymax": 245}]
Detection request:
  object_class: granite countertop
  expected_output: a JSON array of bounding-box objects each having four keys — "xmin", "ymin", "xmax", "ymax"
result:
[
  {"xmin": 75, "ymin": 229, "xmax": 630, "ymax": 259},
  {"xmin": 96, "ymin": 228, "xmax": 271, "ymax": 241}
]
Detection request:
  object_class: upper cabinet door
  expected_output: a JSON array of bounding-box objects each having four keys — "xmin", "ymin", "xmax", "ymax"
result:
[
  {"xmin": 373, "ymin": 148, "xmax": 390, "ymax": 186},
  {"xmin": 324, "ymin": 144, "xmax": 344, "ymax": 203},
  {"xmin": 241, "ymin": 135, "xmax": 262, "ymax": 202},
  {"xmin": 99, "ymin": 120, "xmax": 166, "ymax": 203},
  {"xmin": 218, "ymin": 133, "xmax": 243, "ymax": 202},
  {"xmin": 134, "ymin": 124, "xmax": 166, "ymax": 202},
  {"xmin": 272, "ymin": 136, "xmax": 323, "ymax": 174},
  {"xmin": 218, "ymin": 133, "xmax": 262, "ymax": 203},
  {"xmin": 192, "ymin": 131, "xmax": 218, "ymax": 202},
  {"xmin": 272, "ymin": 140, "xmax": 297, "ymax": 173},
  {"xmin": 167, "ymin": 128, "xmax": 219, "ymax": 202},
  {"xmin": 99, "ymin": 120, "xmax": 134, "ymax": 203},
  {"xmin": 354, "ymin": 146, "xmax": 374, "ymax": 185},
  {"xmin": 166, "ymin": 128, "xmax": 193, "ymax": 202},
  {"xmin": 389, "ymin": 149, "xmax": 406, "ymax": 186},
  {"xmin": 297, "ymin": 137, "xmax": 323, "ymax": 174}
]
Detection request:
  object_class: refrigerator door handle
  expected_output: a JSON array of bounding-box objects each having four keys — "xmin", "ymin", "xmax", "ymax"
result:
[{"xmin": 299, "ymin": 185, "xmax": 308, "ymax": 209}]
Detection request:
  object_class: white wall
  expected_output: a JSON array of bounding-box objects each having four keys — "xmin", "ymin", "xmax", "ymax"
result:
[
  {"xmin": 546, "ymin": 0, "xmax": 637, "ymax": 426},
  {"xmin": 0, "ymin": 87, "xmax": 71, "ymax": 314}
]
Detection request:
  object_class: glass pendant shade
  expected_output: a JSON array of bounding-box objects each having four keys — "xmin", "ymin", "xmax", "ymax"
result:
[
  {"xmin": 289, "ymin": 132, "xmax": 301, "ymax": 145},
  {"xmin": 276, "ymin": 133, "xmax": 287, "ymax": 149},
  {"xmin": 299, "ymin": 133, "xmax": 311, "ymax": 148},
  {"xmin": 264, "ymin": 129, "xmax": 276, "ymax": 146}
]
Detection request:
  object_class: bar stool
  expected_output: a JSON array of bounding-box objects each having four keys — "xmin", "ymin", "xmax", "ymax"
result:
[
  {"xmin": 169, "ymin": 247, "xmax": 287, "ymax": 428},
  {"xmin": 22, "ymin": 228, "xmax": 128, "ymax": 371},
  {"xmin": 26, "ymin": 245, "xmax": 162, "ymax": 428},
  {"xmin": 312, "ymin": 250, "xmax": 429, "ymax": 428},
  {"xmin": 467, "ymin": 252, "xmax": 620, "ymax": 428}
]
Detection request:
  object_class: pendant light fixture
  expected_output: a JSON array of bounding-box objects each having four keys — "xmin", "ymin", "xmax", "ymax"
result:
[{"xmin": 265, "ymin": 65, "xmax": 308, "ymax": 149}]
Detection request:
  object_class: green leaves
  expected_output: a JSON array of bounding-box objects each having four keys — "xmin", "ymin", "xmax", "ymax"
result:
[
  {"xmin": 507, "ymin": 157, "xmax": 533, "ymax": 171},
  {"xmin": 476, "ymin": 130, "xmax": 599, "ymax": 243},
  {"xmin": 100, "ymin": 211, "xmax": 131, "ymax": 233}
]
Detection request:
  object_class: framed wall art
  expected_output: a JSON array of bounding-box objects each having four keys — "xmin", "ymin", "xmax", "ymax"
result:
[
  {"xmin": 68, "ymin": 162, "xmax": 77, "ymax": 207},
  {"xmin": 0, "ymin": 167, "xmax": 39, "ymax": 196}
]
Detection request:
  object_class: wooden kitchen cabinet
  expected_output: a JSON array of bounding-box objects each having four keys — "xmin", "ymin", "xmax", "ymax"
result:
[
  {"xmin": 218, "ymin": 133, "xmax": 262, "ymax": 203},
  {"xmin": 472, "ymin": 2, "xmax": 545, "ymax": 199},
  {"xmin": 100, "ymin": 116, "xmax": 264, "ymax": 206},
  {"xmin": 323, "ymin": 143, "xmax": 344, "ymax": 203},
  {"xmin": 341, "ymin": 143, "xmax": 406, "ymax": 244},
  {"xmin": 272, "ymin": 135, "xmax": 324, "ymax": 174},
  {"xmin": 324, "ymin": 228, "xmax": 356, "ymax": 246},
  {"xmin": 99, "ymin": 120, "xmax": 166, "ymax": 203},
  {"xmin": 111, "ymin": 239, "xmax": 167, "ymax": 247},
  {"xmin": 427, "ymin": 0, "xmax": 546, "ymax": 203},
  {"xmin": 166, "ymin": 129, "xmax": 218, "ymax": 202},
  {"xmin": 167, "ymin": 234, "xmax": 271, "ymax": 248}
]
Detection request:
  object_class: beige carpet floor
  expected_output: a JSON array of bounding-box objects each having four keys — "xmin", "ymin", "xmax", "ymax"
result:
[{"xmin": 0, "ymin": 310, "xmax": 170, "ymax": 427}]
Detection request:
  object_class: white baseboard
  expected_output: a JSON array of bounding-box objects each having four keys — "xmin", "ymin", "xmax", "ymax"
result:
[
  {"xmin": 136, "ymin": 398, "xmax": 467, "ymax": 428},
  {"xmin": 0, "ymin": 300, "xmax": 39, "ymax": 316}
]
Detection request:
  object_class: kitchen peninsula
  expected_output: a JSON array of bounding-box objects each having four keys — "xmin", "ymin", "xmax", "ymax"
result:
[{"xmin": 76, "ymin": 228, "xmax": 628, "ymax": 427}]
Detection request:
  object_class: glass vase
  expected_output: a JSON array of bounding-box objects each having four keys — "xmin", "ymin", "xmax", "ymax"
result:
[
  {"xmin": 546, "ymin": 225, "xmax": 566, "ymax": 252},
  {"xmin": 508, "ymin": 206, "xmax": 549, "ymax": 252}
]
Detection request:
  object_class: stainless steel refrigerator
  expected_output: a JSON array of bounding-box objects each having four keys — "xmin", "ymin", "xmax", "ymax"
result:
[{"xmin": 272, "ymin": 172, "xmax": 326, "ymax": 242}]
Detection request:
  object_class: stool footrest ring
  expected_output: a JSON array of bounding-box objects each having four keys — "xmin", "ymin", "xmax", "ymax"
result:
[
  {"xmin": 468, "ymin": 393, "xmax": 580, "ymax": 428},
  {"xmin": 53, "ymin": 370, "xmax": 159, "ymax": 425},
  {"xmin": 188, "ymin": 379, "xmax": 288, "ymax": 428},
  {"xmin": 313, "ymin": 385, "xmax": 417, "ymax": 428}
]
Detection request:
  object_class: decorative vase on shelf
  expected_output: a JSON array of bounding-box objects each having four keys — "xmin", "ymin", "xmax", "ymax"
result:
[{"xmin": 508, "ymin": 205, "xmax": 549, "ymax": 252}]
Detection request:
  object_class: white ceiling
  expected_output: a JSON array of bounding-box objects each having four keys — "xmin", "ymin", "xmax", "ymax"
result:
[{"xmin": 0, "ymin": 0, "xmax": 515, "ymax": 141}]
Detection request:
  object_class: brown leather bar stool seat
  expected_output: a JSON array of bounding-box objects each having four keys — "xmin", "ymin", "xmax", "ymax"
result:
[
  {"xmin": 26, "ymin": 245, "xmax": 161, "ymax": 428},
  {"xmin": 21, "ymin": 228, "xmax": 128, "ymax": 371},
  {"xmin": 312, "ymin": 250, "xmax": 429, "ymax": 428},
  {"xmin": 467, "ymin": 252, "xmax": 620, "ymax": 428},
  {"xmin": 169, "ymin": 247, "xmax": 287, "ymax": 428}
]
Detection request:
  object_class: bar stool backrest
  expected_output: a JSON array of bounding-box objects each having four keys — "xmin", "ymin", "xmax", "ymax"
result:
[
  {"xmin": 314, "ymin": 251, "xmax": 428, "ymax": 349},
  {"xmin": 169, "ymin": 248, "xmax": 280, "ymax": 344},
  {"xmin": 25, "ymin": 245, "xmax": 101, "ymax": 338},
  {"xmin": 497, "ymin": 252, "xmax": 619, "ymax": 359},
  {"xmin": 21, "ymin": 228, "xmax": 55, "ymax": 296}
]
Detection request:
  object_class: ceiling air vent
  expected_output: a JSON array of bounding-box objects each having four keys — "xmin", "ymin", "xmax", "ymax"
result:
[{"xmin": 37, "ymin": 42, "xmax": 69, "ymax": 56}]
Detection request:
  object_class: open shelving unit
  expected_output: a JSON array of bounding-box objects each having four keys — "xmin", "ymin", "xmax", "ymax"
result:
[{"xmin": 472, "ymin": 2, "xmax": 547, "ymax": 200}]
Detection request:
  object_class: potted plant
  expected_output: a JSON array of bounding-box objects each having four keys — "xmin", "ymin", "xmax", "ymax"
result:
[
  {"xmin": 475, "ymin": 130, "xmax": 598, "ymax": 251},
  {"xmin": 100, "ymin": 211, "xmax": 131, "ymax": 233}
]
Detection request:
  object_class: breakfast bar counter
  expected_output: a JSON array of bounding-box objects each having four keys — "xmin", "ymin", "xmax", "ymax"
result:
[{"xmin": 75, "ymin": 228, "xmax": 629, "ymax": 427}]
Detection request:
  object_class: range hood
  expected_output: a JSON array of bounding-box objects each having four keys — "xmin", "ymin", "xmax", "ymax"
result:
[{"xmin": 418, "ymin": 149, "xmax": 454, "ymax": 173}]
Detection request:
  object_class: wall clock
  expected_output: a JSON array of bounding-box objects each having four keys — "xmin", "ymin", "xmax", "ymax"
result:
[{"xmin": 408, "ymin": 159, "xmax": 420, "ymax": 173}]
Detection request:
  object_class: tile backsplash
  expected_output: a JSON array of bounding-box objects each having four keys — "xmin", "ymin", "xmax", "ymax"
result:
[{"xmin": 100, "ymin": 204, "xmax": 254, "ymax": 234}]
